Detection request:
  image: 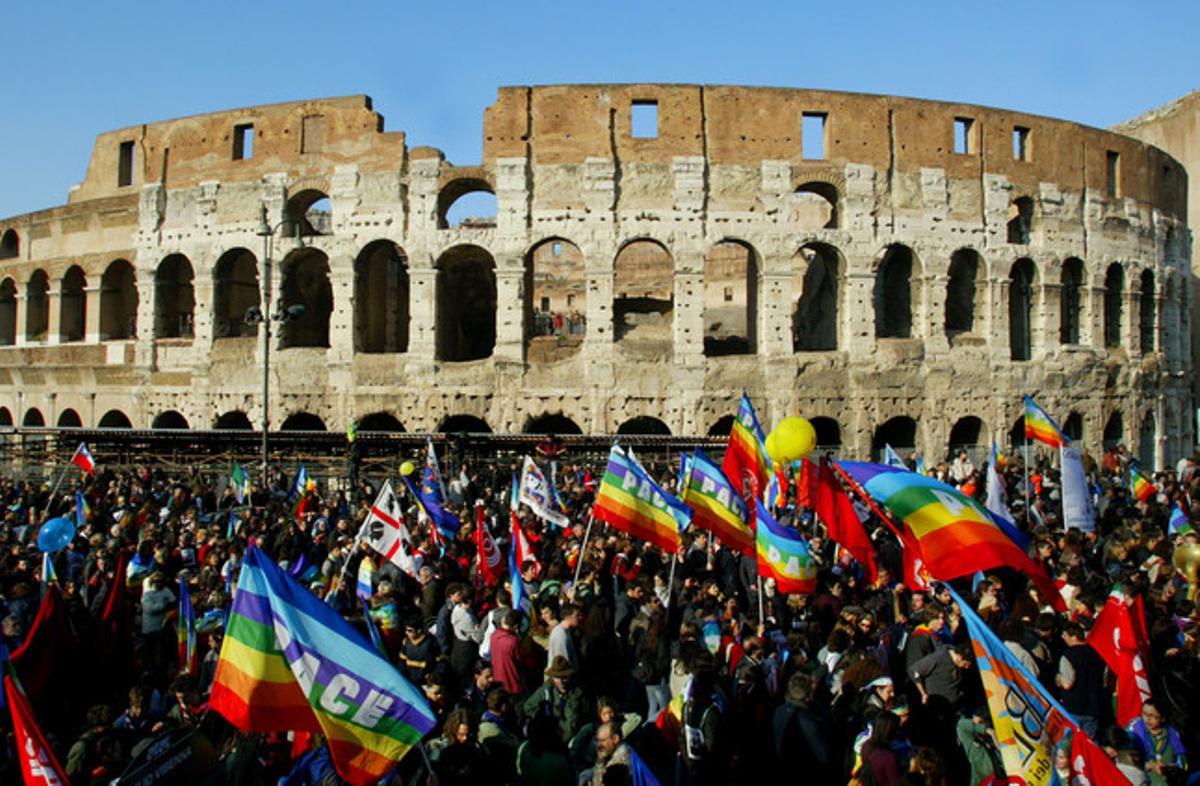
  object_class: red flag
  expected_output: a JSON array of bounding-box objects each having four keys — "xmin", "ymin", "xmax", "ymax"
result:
[
  {"xmin": 795, "ymin": 459, "xmax": 817, "ymax": 509},
  {"xmin": 1087, "ymin": 588, "xmax": 1152, "ymax": 726},
  {"xmin": 71, "ymin": 442, "xmax": 95, "ymax": 475},
  {"xmin": 813, "ymin": 458, "xmax": 878, "ymax": 582},
  {"xmin": 898, "ymin": 527, "xmax": 933, "ymax": 592},
  {"xmin": 1068, "ymin": 725, "xmax": 1132, "ymax": 785},
  {"xmin": 474, "ymin": 503, "xmax": 501, "ymax": 587},
  {"xmin": 11, "ymin": 587, "xmax": 75, "ymax": 705},
  {"xmin": 5, "ymin": 675, "xmax": 71, "ymax": 786}
]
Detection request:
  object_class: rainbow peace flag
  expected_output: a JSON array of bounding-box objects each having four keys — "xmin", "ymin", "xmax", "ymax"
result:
[
  {"xmin": 1023, "ymin": 395, "xmax": 1069, "ymax": 448},
  {"xmin": 593, "ymin": 445, "xmax": 686, "ymax": 553},
  {"xmin": 680, "ymin": 450, "xmax": 753, "ymax": 556},
  {"xmin": 1128, "ymin": 464, "xmax": 1157, "ymax": 503},
  {"xmin": 721, "ymin": 394, "xmax": 770, "ymax": 502},
  {"xmin": 754, "ymin": 501, "xmax": 816, "ymax": 594},
  {"xmin": 210, "ymin": 547, "xmax": 435, "ymax": 786},
  {"xmin": 1170, "ymin": 503, "xmax": 1193, "ymax": 535},
  {"xmin": 840, "ymin": 461, "xmax": 1062, "ymax": 609}
]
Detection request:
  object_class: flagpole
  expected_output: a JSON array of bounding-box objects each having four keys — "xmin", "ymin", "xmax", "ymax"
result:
[
  {"xmin": 828, "ymin": 460, "xmax": 905, "ymax": 542},
  {"xmin": 756, "ymin": 574, "xmax": 764, "ymax": 626},
  {"xmin": 573, "ymin": 512, "xmax": 595, "ymax": 588},
  {"xmin": 40, "ymin": 456, "xmax": 76, "ymax": 520},
  {"xmin": 1023, "ymin": 433, "xmax": 1032, "ymax": 529},
  {"xmin": 665, "ymin": 549, "xmax": 677, "ymax": 611}
]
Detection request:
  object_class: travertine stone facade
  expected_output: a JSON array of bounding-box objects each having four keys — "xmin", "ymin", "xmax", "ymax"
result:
[{"xmin": 0, "ymin": 87, "xmax": 1191, "ymax": 466}]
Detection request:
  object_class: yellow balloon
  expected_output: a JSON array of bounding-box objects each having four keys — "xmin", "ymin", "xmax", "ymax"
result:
[
  {"xmin": 775, "ymin": 416, "xmax": 817, "ymax": 460},
  {"xmin": 765, "ymin": 431, "xmax": 788, "ymax": 465},
  {"xmin": 400, "ymin": 460, "xmax": 416, "ymax": 477}
]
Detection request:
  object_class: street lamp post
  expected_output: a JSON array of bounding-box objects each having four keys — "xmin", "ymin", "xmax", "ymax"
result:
[{"xmin": 253, "ymin": 206, "xmax": 303, "ymax": 486}]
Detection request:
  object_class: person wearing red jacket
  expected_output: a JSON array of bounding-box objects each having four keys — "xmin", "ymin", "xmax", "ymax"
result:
[{"xmin": 489, "ymin": 609, "xmax": 524, "ymax": 697}]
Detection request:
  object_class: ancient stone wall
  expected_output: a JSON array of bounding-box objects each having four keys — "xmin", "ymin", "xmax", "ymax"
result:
[{"xmin": 0, "ymin": 86, "xmax": 1191, "ymax": 467}]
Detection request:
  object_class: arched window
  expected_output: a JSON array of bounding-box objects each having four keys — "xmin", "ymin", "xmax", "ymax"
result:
[
  {"xmin": 438, "ymin": 179, "xmax": 497, "ymax": 229},
  {"xmin": 811, "ymin": 417, "xmax": 842, "ymax": 451},
  {"xmin": 874, "ymin": 245, "xmax": 918, "ymax": 339},
  {"xmin": 214, "ymin": 411, "xmax": 254, "ymax": 430},
  {"xmin": 526, "ymin": 238, "xmax": 586, "ymax": 357},
  {"xmin": 617, "ymin": 416, "xmax": 671, "ymax": 436},
  {"xmin": 1009, "ymin": 258, "xmax": 1036, "ymax": 361},
  {"xmin": 60, "ymin": 266, "xmax": 86, "ymax": 343},
  {"xmin": 213, "ymin": 249, "xmax": 259, "ymax": 339},
  {"xmin": 948, "ymin": 416, "xmax": 984, "ymax": 461},
  {"xmin": 1060, "ymin": 258, "xmax": 1085, "ymax": 345},
  {"xmin": 704, "ymin": 240, "xmax": 757, "ymax": 356},
  {"xmin": 155, "ymin": 255, "xmax": 195, "ymax": 339},
  {"xmin": 436, "ymin": 245, "xmax": 496, "ymax": 362},
  {"xmin": 281, "ymin": 412, "xmax": 326, "ymax": 431},
  {"xmin": 100, "ymin": 259, "xmax": 137, "ymax": 340},
  {"xmin": 1139, "ymin": 270, "xmax": 1155, "ymax": 353},
  {"xmin": 872, "ymin": 416, "xmax": 917, "ymax": 461},
  {"xmin": 357, "ymin": 412, "xmax": 405, "ymax": 432},
  {"xmin": 0, "ymin": 229, "xmax": 17, "ymax": 259},
  {"xmin": 524, "ymin": 413, "xmax": 583, "ymax": 435},
  {"xmin": 0, "ymin": 279, "xmax": 16, "ymax": 346},
  {"xmin": 57, "ymin": 409, "xmax": 81, "ymax": 428},
  {"xmin": 790, "ymin": 182, "xmax": 839, "ymax": 229},
  {"xmin": 98, "ymin": 409, "xmax": 132, "ymax": 429},
  {"xmin": 25, "ymin": 270, "xmax": 48, "ymax": 342},
  {"xmin": 708, "ymin": 415, "xmax": 735, "ymax": 436},
  {"xmin": 1063, "ymin": 412, "xmax": 1084, "ymax": 443},
  {"xmin": 354, "ymin": 241, "xmax": 409, "ymax": 353},
  {"xmin": 152, "ymin": 411, "xmax": 189, "ymax": 429},
  {"xmin": 1103, "ymin": 411, "xmax": 1123, "ymax": 451},
  {"xmin": 285, "ymin": 190, "xmax": 331, "ymax": 237},
  {"xmin": 1007, "ymin": 197, "xmax": 1033, "ymax": 244},
  {"xmin": 793, "ymin": 243, "xmax": 839, "ymax": 351},
  {"xmin": 613, "ymin": 240, "xmax": 673, "ymax": 346},
  {"xmin": 280, "ymin": 249, "xmax": 333, "ymax": 349},
  {"xmin": 438, "ymin": 414, "xmax": 491, "ymax": 433},
  {"xmin": 22, "ymin": 408, "xmax": 44, "ymax": 426},
  {"xmin": 1104, "ymin": 263, "xmax": 1124, "ymax": 348},
  {"xmin": 0, "ymin": 408, "xmax": 12, "ymax": 426},
  {"xmin": 945, "ymin": 249, "xmax": 982, "ymax": 340}
]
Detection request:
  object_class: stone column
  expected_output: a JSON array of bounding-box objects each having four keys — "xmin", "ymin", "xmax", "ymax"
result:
[
  {"xmin": 924, "ymin": 273, "xmax": 949, "ymax": 355},
  {"xmin": 327, "ymin": 252, "xmax": 355, "ymax": 364},
  {"xmin": 134, "ymin": 264, "xmax": 155, "ymax": 366},
  {"xmin": 46, "ymin": 287, "xmax": 61, "ymax": 345},
  {"xmin": 843, "ymin": 270, "xmax": 876, "ymax": 355},
  {"xmin": 407, "ymin": 261, "xmax": 437, "ymax": 363},
  {"xmin": 673, "ymin": 252, "xmax": 704, "ymax": 366},
  {"xmin": 84, "ymin": 285, "xmax": 101, "ymax": 343},
  {"xmin": 760, "ymin": 268, "xmax": 792, "ymax": 357},
  {"xmin": 13, "ymin": 294, "xmax": 26, "ymax": 347},
  {"xmin": 1084, "ymin": 285, "xmax": 1104, "ymax": 348},
  {"xmin": 1124, "ymin": 290, "xmax": 1139, "ymax": 354},
  {"xmin": 493, "ymin": 255, "xmax": 524, "ymax": 364},
  {"xmin": 1041, "ymin": 282, "xmax": 1062, "ymax": 350},
  {"xmin": 193, "ymin": 262, "xmax": 216, "ymax": 356}
]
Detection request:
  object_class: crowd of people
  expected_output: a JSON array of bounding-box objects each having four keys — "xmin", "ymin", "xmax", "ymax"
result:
[{"xmin": 1, "ymin": 439, "xmax": 1199, "ymax": 786}]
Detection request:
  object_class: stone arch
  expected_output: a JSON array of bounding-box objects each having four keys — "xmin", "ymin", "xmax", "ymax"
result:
[
  {"xmin": 873, "ymin": 245, "xmax": 920, "ymax": 339},
  {"xmin": 22, "ymin": 408, "xmax": 43, "ymax": 426},
  {"xmin": 872, "ymin": 416, "xmax": 917, "ymax": 460},
  {"xmin": 0, "ymin": 407, "xmax": 11, "ymax": 426},
  {"xmin": 0, "ymin": 229, "xmax": 17, "ymax": 259},
  {"xmin": 1007, "ymin": 196, "xmax": 1034, "ymax": 244},
  {"xmin": 98, "ymin": 409, "xmax": 132, "ymax": 429},
  {"xmin": 155, "ymin": 254, "xmax": 194, "ymax": 339},
  {"xmin": 57, "ymin": 409, "xmax": 82, "ymax": 428},
  {"xmin": 708, "ymin": 414, "xmax": 735, "ymax": 436},
  {"xmin": 25, "ymin": 269, "xmax": 48, "ymax": 342},
  {"xmin": 793, "ymin": 242, "xmax": 840, "ymax": 351},
  {"xmin": 280, "ymin": 248, "xmax": 333, "ymax": 349},
  {"xmin": 281, "ymin": 412, "xmax": 326, "ymax": 431},
  {"xmin": 613, "ymin": 239, "xmax": 673, "ymax": 345},
  {"xmin": 1063, "ymin": 411, "xmax": 1084, "ymax": 444},
  {"xmin": 437, "ymin": 178, "xmax": 496, "ymax": 229},
  {"xmin": 214, "ymin": 410, "xmax": 254, "ymax": 430},
  {"xmin": 1139, "ymin": 269, "xmax": 1155, "ymax": 353},
  {"xmin": 525, "ymin": 238, "xmax": 586, "ymax": 358},
  {"xmin": 1103, "ymin": 410, "xmax": 1123, "ymax": 451},
  {"xmin": 945, "ymin": 248, "xmax": 984, "ymax": 341},
  {"xmin": 948, "ymin": 416, "xmax": 985, "ymax": 461},
  {"xmin": 0, "ymin": 278, "xmax": 15, "ymax": 346},
  {"xmin": 1139, "ymin": 410, "xmax": 1156, "ymax": 470},
  {"xmin": 811, "ymin": 416, "xmax": 841, "ymax": 450},
  {"xmin": 357, "ymin": 412, "xmax": 405, "ymax": 432},
  {"xmin": 439, "ymin": 414, "xmax": 491, "ymax": 433},
  {"xmin": 523, "ymin": 413, "xmax": 583, "ymax": 435},
  {"xmin": 704, "ymin": 239, "xmax": 758, "ymax": 356},
  {"xmin": 435, "ymin": 245, "xmax": 496, "ymax": 362},
  {"xmin": 1009, "ymin": 258, "xmax": 1037, "ymax": 361},
  {"xmin": 285, "ymin": 188, "xmax": 331, "ymax": 237},
  {"xmin": 1060, "ymin": 257, "xmax": 1085, "ymax": 345},
  {"xmin": 617, "ymin": 416, "xmax": 671, "ymax": 436},
  {"xmin": 152, "ymin": 410, "xmax": 189, "ymax": 429},
  {"xmin": 100, "ymin": 259, "xmax": 137, "ymax": 340},
  {"xmin": 354, "ymin": 240, "xmax": 409, "ymax": 353},
  {"xmin": 790, "ymin": 181, "xmax": 839, "ymax": 229},
  {"xmin": 1104, "ymin": 263, "xmax": 1124, "ymax": 348},
  {"xmin": 213, "ymin": 248, "xmax": 259, "ymax": 339},
  {"xmin": 60, "ymin": 265, "xmax": 86, "ymax": 343}
]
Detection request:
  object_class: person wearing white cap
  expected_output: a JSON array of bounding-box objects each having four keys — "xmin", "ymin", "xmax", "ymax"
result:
[{"xmin": 861, "ymin": 676, "xmax": 896, "ymax": 724}]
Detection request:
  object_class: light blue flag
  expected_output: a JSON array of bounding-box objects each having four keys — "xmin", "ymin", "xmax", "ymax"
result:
[{"xmin": 883, "ymin": 444, "xmax": 907, "ymax": 469}]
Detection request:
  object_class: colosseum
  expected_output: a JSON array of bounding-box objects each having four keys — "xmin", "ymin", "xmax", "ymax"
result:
[{"xmin": 0, "ymin": 86, "xmax": 1191, "ymax": 467}]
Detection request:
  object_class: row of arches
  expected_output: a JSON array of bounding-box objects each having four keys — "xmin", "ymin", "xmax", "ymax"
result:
[{"xmin": 0, "ymin": 241, "xmax": 1176, "ymax": 362}]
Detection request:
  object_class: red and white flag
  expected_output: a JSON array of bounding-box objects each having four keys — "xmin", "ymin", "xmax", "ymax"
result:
[
  {"xmin": 70, "ymin": 442, "xmax": 95, "ymax": 475},
  {"xmin": 1087, "ymin": 586, "xmax": 1152, "ymax": 726},
  {"xmin": 359, "ymin": 480, "xmax": 416, "ymax": 577},
  {"xmin": 6, "ymin": 675, "xmax": 70, "ymax": 785},
  {"xmin": 511, "ymin": 515, "xmax": 541, "ymax": 577},
  {"xmin": 474, "ymin": 502, "xmax": 501, "ymax": 587}
]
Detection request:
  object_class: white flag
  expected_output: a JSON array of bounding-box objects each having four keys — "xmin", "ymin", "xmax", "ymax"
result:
[
  {"xmin": 359, "ymin": 480, "xmax": 417, "ymax": 576},
  {"xmin": 519, "ymin": 456, "xmax": 569, "ymax": 528},
  {"xmin": 985, "ymin": 441, "xmax": 1013, "ymax": 524},
  {"xmin": 1060, "ymin": 444, "xmax": 1095, "ymax": 532}
]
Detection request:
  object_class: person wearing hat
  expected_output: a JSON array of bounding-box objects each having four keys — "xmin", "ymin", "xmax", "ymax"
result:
[
  {"xmin": 861, "ymin": 676, "xmax": 896, "ymax": 724},
  {"xmin": 522, "ymin": 654, "xmax": 590, "ymax": 746}
]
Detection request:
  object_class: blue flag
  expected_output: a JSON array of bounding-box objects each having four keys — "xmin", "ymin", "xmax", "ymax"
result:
[
  {"xmin": 288, "ymin": 465, "xmax": 310, "ymax": 503},
  {"xmin": 360, "ymin": 598, "xmax": 386, "ymax": 656},
  {"xmin": 401, "ymin": 475, "xmax": 460, "ymax": 541},
  {"xmin": 509, "ymin": 539, "xmax": 528, "ymax": 614},
  {"xmin": 629, "ymin": 745, "xmax": 662, "ymax": 786}
]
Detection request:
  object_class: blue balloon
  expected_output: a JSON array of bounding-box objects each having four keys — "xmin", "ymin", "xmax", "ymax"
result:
[{"xmin": 37, "ymin": 516, "xmax": 75, "ymax": 553}]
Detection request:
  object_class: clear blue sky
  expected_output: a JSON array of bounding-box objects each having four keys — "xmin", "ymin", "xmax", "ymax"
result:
[{"xmin": 2, "ymin": 0, "xmax": 1196, "ymax": 219}]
